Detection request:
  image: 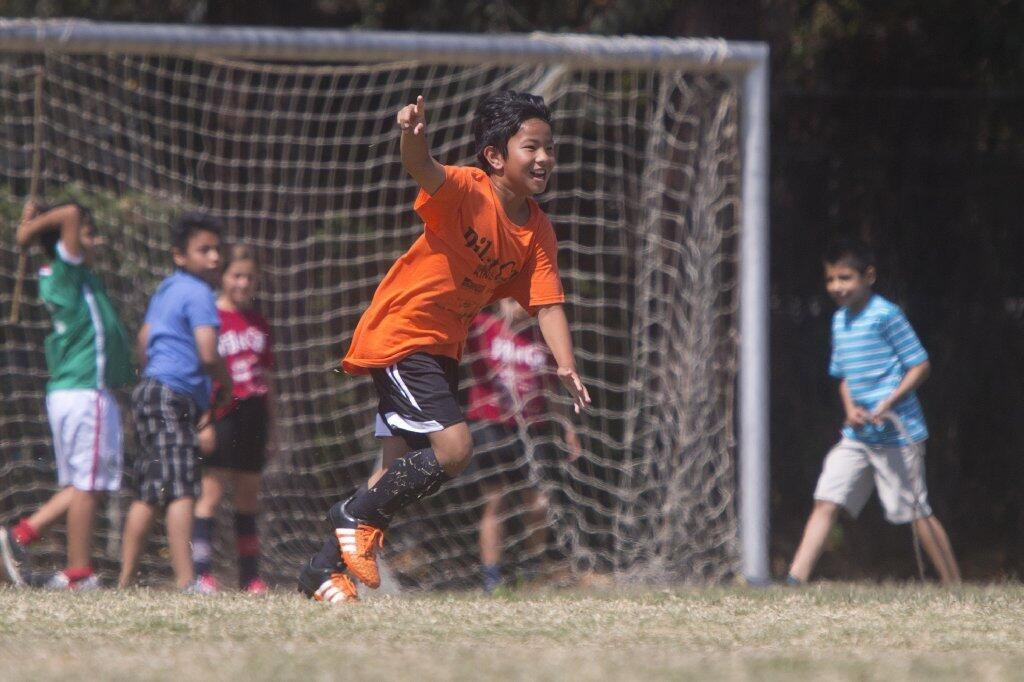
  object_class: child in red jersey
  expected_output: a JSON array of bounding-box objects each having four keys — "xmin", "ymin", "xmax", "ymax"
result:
[
  {"xmin": 466, "ymin": 298, "xmax": 581, "ymax": 592},
  {"xmin": 193, "ymin": 244, "xmax": 277, "ymax": 594}
]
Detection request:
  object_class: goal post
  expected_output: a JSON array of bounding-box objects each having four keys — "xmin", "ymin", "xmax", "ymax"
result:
[{"xmin": 0, "ymin": 19, "xmax": 769, "ymax": 586}]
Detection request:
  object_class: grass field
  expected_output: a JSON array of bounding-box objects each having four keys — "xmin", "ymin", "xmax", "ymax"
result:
[{"xmin": 2, "ymin": 583, "xmax": 1023, "ymax": 680}]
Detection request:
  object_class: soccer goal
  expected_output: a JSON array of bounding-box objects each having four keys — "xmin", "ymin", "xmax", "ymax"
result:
[{"xmin": 0, "ymin": 20, "xmax": 768, "ymax": 587}]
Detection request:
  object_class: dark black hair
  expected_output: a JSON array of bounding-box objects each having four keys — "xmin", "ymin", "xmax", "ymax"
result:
[
  {"xmin": 171, "ymin": 211, "xmax": 223, "ymax": 253},
  {"xmin": 823, "ymin": 237, "xmax": 875, "ymax": 274},
  {"xmin": 35, "ymin": 202, "xmax": 93, "ymax": 260},
  {"xmin": 472, "ymin": 90, "xmax": 552, "ymax": 173}
]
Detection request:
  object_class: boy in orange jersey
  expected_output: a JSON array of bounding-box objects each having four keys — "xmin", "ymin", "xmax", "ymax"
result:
[{"xmin": 298, "ymin": 91, "xmax": 591, "ymax": 603}]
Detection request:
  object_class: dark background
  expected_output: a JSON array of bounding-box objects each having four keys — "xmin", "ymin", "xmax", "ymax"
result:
[{"xmin": 7, "ymin": 0, "xmax": 1024, "ymax": 580}]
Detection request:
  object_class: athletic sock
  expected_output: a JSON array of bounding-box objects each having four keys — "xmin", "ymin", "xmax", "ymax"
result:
[
  {"xmin": 63, "ymin": 566, "xmax": 93, "ymax": 582},
  {"xmin": 12, "ymin": 518, "xmax": 40, "ymax": 547},
  {"xmin": 345, "ymin": 448, "xmax": 451, "ymax": 529},
  {"xmin": 481, "ymin": 564, "xmax": 503, "ymax": 593},
  {"xmin": 311, "ymin": 537, "xmax": 340, "ymax": 570},
  {"xmin": 192, "ymin": 516, "xmax": 215, "ymax": 578},
  {"xmin": 235, "ymin": 513, "xmax": 260, "ymax": 587}
]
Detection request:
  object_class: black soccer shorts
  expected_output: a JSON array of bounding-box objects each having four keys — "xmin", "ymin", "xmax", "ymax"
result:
[{"xmin": 369, "ymin": 352, "xmax": 464, "ymax": 450}]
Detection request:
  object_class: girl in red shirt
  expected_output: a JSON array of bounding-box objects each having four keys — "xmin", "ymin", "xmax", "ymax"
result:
[{"xmin": 194, "ymin": 244, "xmax": 277, "ymax": 593}]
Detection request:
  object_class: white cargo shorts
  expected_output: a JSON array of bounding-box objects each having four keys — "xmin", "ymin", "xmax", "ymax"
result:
[{"xmin": 813, "ymin": 437, "xmax": 932, "ymax": 524}]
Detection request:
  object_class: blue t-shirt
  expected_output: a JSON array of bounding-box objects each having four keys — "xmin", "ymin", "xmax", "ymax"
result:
[
  {"xmin": 143, "ymin": 270, "xmax": 220, "ymax": 411},
  {"xmin": 829, "ymin": 294, "xmax": 929, "ymax": 446}
]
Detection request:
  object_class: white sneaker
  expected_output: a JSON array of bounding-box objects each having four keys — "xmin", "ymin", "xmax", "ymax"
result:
[
  {"xmin": 0, "ymin": 526, "xmax": 29, "ymax": 587},
  {"xmin": 44, "ymin": 572, "xmax": 101, "ymax": 591},
  {"xmin": 183, "ymin": 574, "xmax": 219, "ymax": 595}
]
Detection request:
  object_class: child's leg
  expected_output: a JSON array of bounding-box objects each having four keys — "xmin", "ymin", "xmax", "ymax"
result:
[
  {"xmin": 345, "ymin": 422, "xmax": 471, "ymax": 527},
  {"xmin": 368, "ymin": 436, "xmax": 411, "ymax": 488},
  {"xmin": 194, "ymin": 468, "xmax": 229, "ymax": 578},
  {"xmin": 479, "ymin": 485, "xmax": 505, "ymax": 567},
  {"xmin": 787, "ymin": 500, "xmax": 840, "ymax": 582},
  {"xmin": 166, "ymin": 497, "xmax": 195, "ymax": 589},
  {"xmin": 789, "ymin": 440, "xmax": 874, "ymax": 582},
  {"xmin": 18, "ymin": 486, "xmax": 75, "ymax": 542},
  {"xmin": 65, "ymin": 488, "xmax": 99, "ymax": 571},
  {"xmin": 520, "ymin": 487, "xmax": 551, "ymax": 559},
  {"xmin": 233, "ymin": 471, "xmax": 262, "ymax": 587},
  {"xmin": 913, "ymin": 515, "xmax": 961, "ymax": 585},
  {"xmin": 118, "ymin": 500, "xmax": 156, "ymax": 587}
]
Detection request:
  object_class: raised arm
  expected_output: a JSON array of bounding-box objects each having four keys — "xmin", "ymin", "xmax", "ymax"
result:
[
  {"xmin": 536, "ymin": 303, "xmax": 591, "ymax": 414},
  {"xmin": 16, "ymin": 202, "xmax": 86, "ymax": 260},
  {"xmin": 194, "ymin": 325, "xmax": 233, "ymax": 410},
  {"xmin": 397, "ymin": 95, "xmax": 445, "ymax": 195}
]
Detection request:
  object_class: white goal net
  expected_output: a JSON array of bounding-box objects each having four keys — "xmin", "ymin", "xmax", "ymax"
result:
[{"xmin": 0, "ymin": 24, "xmax": 758, "ymax": 588}]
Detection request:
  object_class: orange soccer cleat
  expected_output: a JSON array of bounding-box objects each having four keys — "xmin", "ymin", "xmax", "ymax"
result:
[
  {"xmin": 298, "ymin": 559, "xmax": 358, "ymax": 604},
  {"xmin": 329, "ymin": 498, "xmax": 385, "ymax": 589}
]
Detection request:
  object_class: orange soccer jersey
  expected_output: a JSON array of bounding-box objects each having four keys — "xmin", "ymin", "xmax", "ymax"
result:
[{"xmin": 342, "ymin": 165, "xmax": 565, "ymax": 375}]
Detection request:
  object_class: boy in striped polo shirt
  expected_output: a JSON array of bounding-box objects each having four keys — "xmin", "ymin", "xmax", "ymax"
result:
[
  {"xmin": 0, "ymin": 201, "xmax": 134, "ymax": 590},
  {"xmin": 786, "ymin": 239, "xmax": 960, "ymax": 585}
]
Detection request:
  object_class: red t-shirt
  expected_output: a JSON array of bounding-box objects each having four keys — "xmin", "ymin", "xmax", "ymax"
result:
[
  {"xmin": 465, "ymin": 311, "xmax": 555, "ymax": 428},
  {"xmin": 214, "ymin": 306, "xmax": 275, "ymax": 417}
]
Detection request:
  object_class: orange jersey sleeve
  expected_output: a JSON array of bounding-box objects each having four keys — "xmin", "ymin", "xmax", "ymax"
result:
[{"xmin": 341, "ymin": 165, "xmax": 564, "ymax": 374}]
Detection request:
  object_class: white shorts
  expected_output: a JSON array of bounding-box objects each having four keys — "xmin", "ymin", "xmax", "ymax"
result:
[
  {"xmin": 813, "ymin": 438, "xmax": 932, "ymax": 524},
  {"xmin": 46, "ymin": 389, "xmax": 123, "ymax": 492}
]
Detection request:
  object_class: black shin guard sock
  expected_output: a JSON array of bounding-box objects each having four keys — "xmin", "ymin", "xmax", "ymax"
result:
[
  {"xmin": 311, "ymin": 537, "xmax": 340, "ymax": 570},
  {"xmin": 345, "ymin": 448, "xmax": 451, "ymax": 528}
]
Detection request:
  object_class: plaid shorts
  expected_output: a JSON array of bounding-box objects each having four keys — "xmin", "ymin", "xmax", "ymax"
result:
[{"xmin": 131, "ymin": 378, "xmax": 202, "ymax": 506}]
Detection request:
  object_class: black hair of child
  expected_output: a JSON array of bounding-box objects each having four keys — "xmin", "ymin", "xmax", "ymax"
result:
[
  {"xmin": 823, "ymin": 237, "xmax": 875, "ymax": 274},
  {"xmin": 36, "ymin": 202, "xmax": 93, "ymax": 261},
  {"xmin": 171, "ymin": 211, "xmax": 223, "ymax": 253},
  {"xmin": 472, "ymin": 90, "xmax": 551, "ymax": 174}
]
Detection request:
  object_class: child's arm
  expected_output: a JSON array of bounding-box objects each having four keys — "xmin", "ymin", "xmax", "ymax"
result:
[
  {"xmin": 136, "ymin": 323, "xmax": 151, "ymax": 369},
  {"xmin": 536, "ymin": 304, "xmax": 591, "ymax": 414},
  {"xmin": 870, "ymin": 360, "xmax": 931, "ymax": 424},
  {"xmin": 16, "ymin": 202, "xmax": 86, "ymax": 260},
  {"xmin": 194, "ymin": 326, "xmax": 233, "ymax": 410},
  {"xmin": 839, "ymin": 379, "xmax": 870, "ymax": 428},
  {"xmin": 397, "ymin": 95, "xmax": 445, "ymax": 195}
]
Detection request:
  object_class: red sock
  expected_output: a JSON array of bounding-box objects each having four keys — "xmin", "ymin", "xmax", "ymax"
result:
[
  {"xmin": 63, "ymin": 567, "xmax": 93, "ymax": 582},
  {"xmin": 12, "ymin": 519, "xmax": 40, "ymax": 547}
]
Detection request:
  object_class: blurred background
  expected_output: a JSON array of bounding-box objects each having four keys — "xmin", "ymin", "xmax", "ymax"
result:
[{"xmin": 3, "ymin": 0, "xmax": 1024, "ymax": 581}]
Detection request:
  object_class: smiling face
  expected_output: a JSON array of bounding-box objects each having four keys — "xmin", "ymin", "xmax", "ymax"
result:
[
  {"xmin": 221, "ymin": 257, "xmax": 258, "ymax": 309},
  {"xmin": 173, "ymin": 229, "xmax": 222, "ymax": 285},
  {"xmin": 484, "ymin": 118, "xmax": 555, "ymax": 196},
  {"xmin": 824, "ymin": 260, "xmax": 875, "ymax": 311}
]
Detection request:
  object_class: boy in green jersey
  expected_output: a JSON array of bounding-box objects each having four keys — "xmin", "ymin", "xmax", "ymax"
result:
[{"xmin": 0, "ymin": 200, "xmax": 134, "ymax": 590}]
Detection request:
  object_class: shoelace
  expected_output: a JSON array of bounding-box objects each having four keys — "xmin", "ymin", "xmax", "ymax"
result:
[{"xmin": 359, "ymin": 526, "xmax": 385, "ymax": 557}]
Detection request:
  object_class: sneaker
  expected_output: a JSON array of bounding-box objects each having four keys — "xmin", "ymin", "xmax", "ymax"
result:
[
  {"xmin": 328, "ymin": 497, "xmax": 384, "ymax": 589},
  {"xmin": 44, "ymin": 572, "xmax": 101, "ymax": 591},
  {"xmin": 242, "ymin": 577, "xmax": 268, "ymax": 595},
  {"xmin": 298, "ymin": 559, "xmax": 358, "ymax": 604},
  {"xmin": 481, "ymin": 565, "xmax": 503, "ymax": 594},
  {"xmin": 182, "ymin": 574, "xmax": 220, "ymax": 595},
  {"xmin": 0, "ymin": 526, "xmax": 29, "ymax": 587}
]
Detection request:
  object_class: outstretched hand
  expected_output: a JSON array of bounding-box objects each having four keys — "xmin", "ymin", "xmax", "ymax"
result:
[
  {"xmin": 397, "ymin": 95, "xmax": 427, "ymax": 136},
  {"xmin": 557, "ymin": 367, "xmax": 592, "ymax": 414}
]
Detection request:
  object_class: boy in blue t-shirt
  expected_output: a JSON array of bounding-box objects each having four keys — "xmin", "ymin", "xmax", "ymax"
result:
[
  {"xmin": 786, "ymin": 239, "xmax": 960, "ymax": 585},
  {"xmin": 117, "ymin": 212, "xmax": 232, "ymax": 590}
]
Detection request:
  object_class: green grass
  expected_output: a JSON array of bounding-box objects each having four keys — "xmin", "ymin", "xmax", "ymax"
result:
[{"xmin": 1, "ymin": 583, "xmax": 1023, "ymax": 680}]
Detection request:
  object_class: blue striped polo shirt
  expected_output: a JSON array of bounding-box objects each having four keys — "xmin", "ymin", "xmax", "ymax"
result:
[{"xmin": 829, "ymin": 294, "xmax": 929, "ymax": 445}]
